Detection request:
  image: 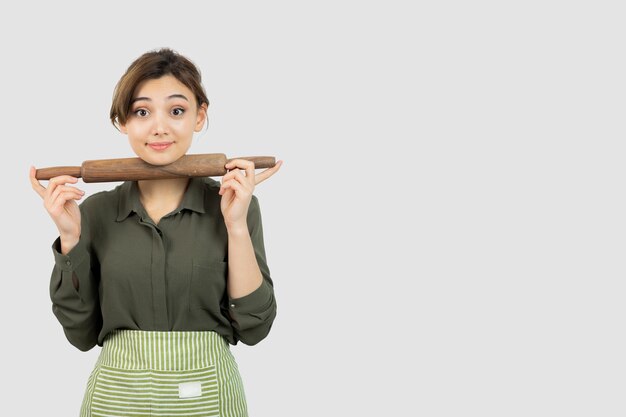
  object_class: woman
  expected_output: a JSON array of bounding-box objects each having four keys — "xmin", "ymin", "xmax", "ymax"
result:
[{"xmin": 30, "ymin": 47, "xmax": 282, "ymax": 417}]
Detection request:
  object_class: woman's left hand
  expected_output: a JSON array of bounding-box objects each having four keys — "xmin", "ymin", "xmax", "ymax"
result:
[{"xmin": 219, "ymin": 158, "xmax": 283, "ymax": 231}]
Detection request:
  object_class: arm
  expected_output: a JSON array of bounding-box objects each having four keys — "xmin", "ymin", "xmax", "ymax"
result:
[
  {"xmin": 226, "ymin": 196, "xmax": 277, "ymax": 345},
  {"xmin": 30, "ymin": 167, "xmax": 102, "ymax": 351},
  {"xmin": 218, "ymin": 158, "xmax": 282, "ymax": 345},
  {"xmin": 49, "ymin": 204, "xmax": 102, "ymax": 351}
]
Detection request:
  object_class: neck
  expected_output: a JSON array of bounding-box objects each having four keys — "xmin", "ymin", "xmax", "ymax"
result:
[{"xmin": 137, "ymin": 177, "xmax": 190, "ymax": 205}]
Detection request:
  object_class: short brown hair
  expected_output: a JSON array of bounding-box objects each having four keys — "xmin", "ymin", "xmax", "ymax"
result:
[{"xmin": 110, "ymin": 48, "xmax": 209, "ymax": 129}]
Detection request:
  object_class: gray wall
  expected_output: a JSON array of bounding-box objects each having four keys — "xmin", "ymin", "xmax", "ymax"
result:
[{"xmin": 2, "ymin": 1, "xmax": 624, "ymax": 416}]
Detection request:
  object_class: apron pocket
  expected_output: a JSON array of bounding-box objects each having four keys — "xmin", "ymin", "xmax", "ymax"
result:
[{"xmin": 90, "ymin": 364, "xmax": 220, "ymax": 416}]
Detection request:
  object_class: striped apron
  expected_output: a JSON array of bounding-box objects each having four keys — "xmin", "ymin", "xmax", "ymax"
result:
[{"xmin": 80, "ymin": 330, "xmax": 248, "ymax": 417}]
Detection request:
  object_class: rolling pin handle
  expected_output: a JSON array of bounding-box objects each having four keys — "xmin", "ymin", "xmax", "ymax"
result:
[{"xmin": 35, "ymin": 166, "xmax": 82, "ymax": 180}]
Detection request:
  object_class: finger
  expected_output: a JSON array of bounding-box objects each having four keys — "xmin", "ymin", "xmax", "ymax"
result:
[
  {"xmin": 50, "ymin": 191, "xmax": 84, "ymax": 209},
  {"xmin": 49, "ymin": 175, "xmax": 80, "ymax": 186},
  {"xmin": 254, "ymin": 160, "xmax": 283, "ymax": 185},
  {"xmin": 49, "ymin": 193, "xmax": 83, "ymax": 216},
  {"xmin": 219, "ymin": 179, "xmax": 246, "ymax": 196},
  {"xmin": 243, "ymin": 161, "xmax": 255, "ymax": 182},
  {"xmin": 221, "ymin": 169, "xmax": 240, "ymax": 183},
  {"xmin": 47, "ymin": 185, "xmax": 83, "ymax": 209},
  {"xmin": 219, "ymin": 185, "xmax": 234, "ymax": 199},
  {"xmin": 48, "ymin": 188, "xmax": 84, "ymax": 212},
  {"xmin": 225, "ymin": 159, "xmax": 255, "ymax": 175},
  {"xmin": 53, "ymin": 184, "xmax": 85, "ymax": 195},
  {"xmin": 221, "ymin": 171, "xmax": 253, "ymax": 194},
  {"xmin": 50, "ymin": 185, "xmax": 84, "ymax": 204},
  {"xmin": 45, "ymin": 175, "xmax": 80, "ymax": 199},
  {"xmin": 29, "ymin": 166, "xmax": 47, "ymax": 198},
  {"xmin": 230, "ymin": 170, "xmax": 253, "ymax": 188},
  {"xmin": 222, "ymin": 169, "xmax": 254, "ymax": 191},
  {"xmin": 221, "ymin": 165, "xmax": 251, "ymax": 184}
]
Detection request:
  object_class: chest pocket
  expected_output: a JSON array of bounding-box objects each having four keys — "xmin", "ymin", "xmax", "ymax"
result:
[{"xmin": 189, "ymin": 261, "xmax": 228, "ymax": 312}]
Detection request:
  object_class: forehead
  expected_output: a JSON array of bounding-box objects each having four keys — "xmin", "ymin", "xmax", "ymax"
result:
[{"xmin": 133, "ymin": 74, "xmax": 193, "ymax": 98}]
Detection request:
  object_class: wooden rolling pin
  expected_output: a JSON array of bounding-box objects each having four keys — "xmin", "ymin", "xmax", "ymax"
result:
[{"xmin": 35, "ymin": 153, "xmax": 275, "ymax": 183}]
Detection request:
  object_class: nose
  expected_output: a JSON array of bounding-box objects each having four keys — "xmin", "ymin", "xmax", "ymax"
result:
[{"xmin": 152, "ymin": 111, "xmax": 168, "ymax": 136}]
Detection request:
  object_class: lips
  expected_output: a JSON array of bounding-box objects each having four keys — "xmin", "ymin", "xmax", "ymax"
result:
[{"xmin": 147, "ymin": 141, "xmax": 173, "ymax": 151}]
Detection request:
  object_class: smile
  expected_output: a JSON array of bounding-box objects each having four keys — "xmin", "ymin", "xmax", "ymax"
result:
[{"xmin": 147, "ymin": 142, "xmax": 173, "ymax": 151}]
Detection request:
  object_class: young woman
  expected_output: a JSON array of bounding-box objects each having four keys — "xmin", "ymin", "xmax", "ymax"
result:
[{"xmin": 29, "ymin": 48, "xmax": 282, "ymax": 417}]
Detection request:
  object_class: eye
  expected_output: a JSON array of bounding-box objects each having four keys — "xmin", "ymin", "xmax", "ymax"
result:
[
  {"xmin": 171, "ymin": 107, "xmax": 185, "ymax": 116},
  {"xmin": 134, "ymin": 108, "xmax": 149, "ymax": 117}
]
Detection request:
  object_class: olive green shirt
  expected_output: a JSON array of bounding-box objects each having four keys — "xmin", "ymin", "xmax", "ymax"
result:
[{"xmin": 50, "ymin": 177, "xmax": 276, "ymax": 351}]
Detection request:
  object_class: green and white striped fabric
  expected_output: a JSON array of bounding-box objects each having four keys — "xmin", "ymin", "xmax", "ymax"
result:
[{"xmin": 80, "ymin": 330, "xmax": 248, "ymax": 417}]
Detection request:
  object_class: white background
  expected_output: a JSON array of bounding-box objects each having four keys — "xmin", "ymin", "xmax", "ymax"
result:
[{"xmin": 1, "ymin": 1, "xmax": 625, "ymax": 416}]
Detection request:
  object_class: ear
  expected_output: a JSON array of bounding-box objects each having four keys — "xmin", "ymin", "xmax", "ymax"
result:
[
  {"xmin": 118, "ymin": 122, "xmax": 128, "ymax": 134},
  {"xmin": 194, "ymin": 103, "xmax": 208, "ymax": 132}
]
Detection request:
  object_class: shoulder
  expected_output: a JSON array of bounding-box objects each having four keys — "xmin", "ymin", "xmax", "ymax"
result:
[
  {"xmin": 78, "ymin": 183, "xmax": 125, "ymax": 216},
  {"xmin": 197, "ymin": 177, "xmax": 221, "ymax": 208},
  {"xmin": 200, "ymin": 176, "xmax": 221, "ymax": 193}
]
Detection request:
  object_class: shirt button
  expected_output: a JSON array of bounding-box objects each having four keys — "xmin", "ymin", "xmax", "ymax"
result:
[
  {"xmin": 230, "ymin": 303, "xmax": 236, "ymax": 308},
  {"xmin": 65, "ymin": 260, "xmax": 71, "ymax": 266}
]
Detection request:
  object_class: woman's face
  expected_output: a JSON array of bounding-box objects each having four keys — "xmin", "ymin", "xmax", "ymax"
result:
[{"xmin": 120, "ymin": 75, "xmax": 207, "ymax": 166}]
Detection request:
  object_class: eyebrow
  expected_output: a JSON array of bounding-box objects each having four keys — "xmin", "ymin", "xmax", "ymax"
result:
[{"xmin": 130, "ymin": 94, "xmax": 190, "ymax": 104}]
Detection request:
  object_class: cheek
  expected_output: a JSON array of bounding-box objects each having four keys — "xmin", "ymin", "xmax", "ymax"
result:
[
  {"xmin": 171, "ymin": 118, "xmax": 194, "ymax": 131},
  {"xmin": 170, "ymin": 123, "xmax": 197, "ymax": 139},
  {"xmin": 126, "ymin": 132, "xmax": 147, "ymax": 150},
  {"xmin": 126, "ymin": 124, "xmax": 148, "ymax": 140}
]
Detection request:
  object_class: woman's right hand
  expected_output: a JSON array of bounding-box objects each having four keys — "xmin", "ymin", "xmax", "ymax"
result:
[{"xmin": 30, "ymin": 166, "xmax": 85, "ymax": 254}]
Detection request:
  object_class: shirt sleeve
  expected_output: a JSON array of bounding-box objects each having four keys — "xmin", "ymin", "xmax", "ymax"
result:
[
  {"xmin": 49, "ymin": 204, "xmax": 102, "ymax": 352},
  {"xmin": 228, "ymin": 195, "xmax": 277, "ymax": 345}
]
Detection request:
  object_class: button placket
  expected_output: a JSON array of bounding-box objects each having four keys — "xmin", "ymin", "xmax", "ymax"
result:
[
  {"xmin": 139, "ymin": 216, "xmax": 170, "ymax": 329},
  {"xmin": 152, "ymin": 225, "xmax": 169, "ymax": 328}
]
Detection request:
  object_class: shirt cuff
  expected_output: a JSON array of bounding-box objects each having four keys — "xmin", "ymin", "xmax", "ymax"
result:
[
  {"xmin": 228, "ymin": 280, "xmax": 273, "ymax": 315},
  {"xmin": 52, "ymin": 236, "xmax": 89, "ymax": 271}
]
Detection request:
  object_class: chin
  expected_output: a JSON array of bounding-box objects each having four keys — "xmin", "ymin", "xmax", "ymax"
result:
[{"xmin": 140, "ymin": 152, "xmax": 185, "ymax": 166}]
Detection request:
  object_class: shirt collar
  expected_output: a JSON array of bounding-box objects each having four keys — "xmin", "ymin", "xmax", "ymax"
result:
[{"xmin": 116, "ymin": 177, "xmax": 207, "ymax": 222}]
